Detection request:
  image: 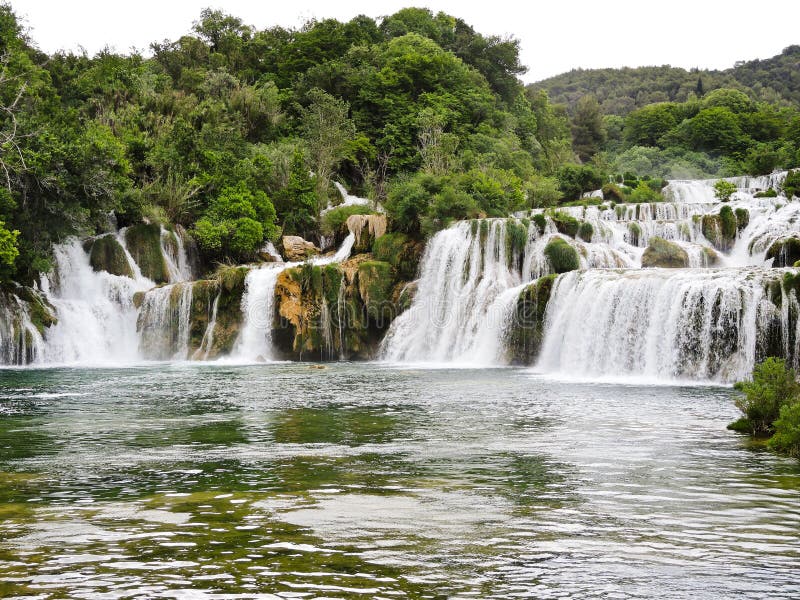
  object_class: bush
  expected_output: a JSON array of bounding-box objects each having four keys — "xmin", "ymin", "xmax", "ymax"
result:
[
  {"xmin": 628, "ymin": 181, "xmax": 663, "ymax": 203},
  {"xmin": 769, "ymin": 401, "xmax": 800, "ymax": 457},
  {"xmin": 719, "ymin": 205, "xmax": 738, "ymax": 240},
  {"xmin": 714, "ymin": 180, "xmax": 738, "ymax": 202},
  {"xmin": 731, "ymin": 357, "xmax": 800, "ymax": 437},
  {"xmin": 602, "ymin": 183, "xmax": 625, "ymax": 202},
  {"xmin": 783, "ymin": 170, "xmax": 800, "ymax": 199},
  {"xmin": 735, "ymin": 208, "xmax": 750, "ymax": 230},
  {"xmin": 754, "ymin": 188, "xmax": 778, "ymax": 198},
  {"xmin": 544, "ymin": 237, "xmax": 580, "ymax": 273},
  {"xmin": 578, "ymin": 221, "xmax": 593, "ymax": 242},
  {"xmin": 557, "ymin": 164, "xmax": 604, "ymax": 201}
]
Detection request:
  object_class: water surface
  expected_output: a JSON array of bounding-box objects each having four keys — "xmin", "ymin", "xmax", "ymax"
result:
[{"xmin": 1, "ymin": 364, "xmax": 799, "ymax": 598}]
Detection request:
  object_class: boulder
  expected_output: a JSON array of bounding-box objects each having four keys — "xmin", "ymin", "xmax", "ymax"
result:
[
  {"xmin": 88, "ymin": 235, "xmax": 134, "ymax": 278},
  {"xmin": 642, "ymin": 237, "xmax": 689, "ymax": 268},
  {"xmin": 767, "ymin": 237, "xmax": 800, "ymax": 267},
  {"xmin": 282, "ymin": 236, "xmax": 319, "ymax": 262},
  {"xmin": 505, "ymin": 275, "xmax": 557, "ymax": 365}
]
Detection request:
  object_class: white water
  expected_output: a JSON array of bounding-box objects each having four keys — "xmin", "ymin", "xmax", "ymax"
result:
[
  {"xmin": 160, "ymin": 227, "xmax": 193, "ymax": 282},
  {"xmin": 0, "ymin": 291, "xmax": 44, "ymax": 365},
  {"xmin": 383, "ymin": 171, "xmax": 800, "ymax": 381},
  {"xmin": 38, "ymin": 239, "xmax": 153, "ymax": 365},
  {"xmin": 138, "ymin": 282, "xmax": 194, "ymax": 360}
]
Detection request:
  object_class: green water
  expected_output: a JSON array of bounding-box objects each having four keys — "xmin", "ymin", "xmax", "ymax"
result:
[{"xmin": 1, "ymin": 363, "xmax": 799, "ymax": 598}]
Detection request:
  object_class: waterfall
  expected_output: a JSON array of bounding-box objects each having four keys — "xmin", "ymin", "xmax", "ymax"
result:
[
  {"xmin": 160, "ymin": 227, "xmax": 193, "ymax": 282},
  {"xmin": 137, "ymin": 282, "xmax": 194, "ymax": 360},
  {"xmin": 234, "ymin": 264, "xmax": 289, "ymax": 361},
  {"xmin": 38, "ymin": 239, "xmax": 152, "ymax": 365},
  {"xmin": 194, "ymin": 289, "xmax": 221, "ymax": 361},
  {"xmin": 381, "ymin": 220, "xmax": 536, "ymax": 363},
  {"xmin": 0, "ymin": 291, "xmax": 44, "ymax": 365},
  {"xmin": 536, "ymin": 268, "xmax": 789, "ymax": 382}
]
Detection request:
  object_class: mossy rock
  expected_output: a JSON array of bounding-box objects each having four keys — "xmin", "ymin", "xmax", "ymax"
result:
[
  {"xmin": 357, "ymin": 260, "xmax": 394, "ymax": 324},
  {"xmin": 702, "ymin": 210, "xmax": 737, "ymax": 252},
  {"xmin": 549, "ymin": 211, "xmax": 580, "ymax": 238},
  {"xmin": 578, "ymin": 221, "xmax": 593, "ymax": 243},
  {"xmin": 15, "ymin": 286, "xmax": 58, "ymax": 334},
  {"xmin": 394, "ymin": 281, "xmax": 417, "ymax": 314},
  {"xmin": 627, "ymin": 222, "xmax": 642, "ymax": 246},
  {"xmin": 543, "ymin": 237, "xmax": 580, "ymax": 274},
  {"xmin": 88, "ymin": 235, "xmax": 134, "ymax": 278},
  {"xmin": 735, "ymin": 208, "xmax": 750, "ymax": 231},
  {"xmin": 642, "ymin": 237, "xmax": 689, "ymax": 268},
  {"xmin": 702, "ymin": 246, "xmax": 721, "ymax": 266},
  {"xmin": 372, "ymin": 233, "xmax": 424, "ymax": 281},
  {"xmin": 132, "ymin": 291, "xmax": 146, "ymax": 309},
  {"xmin": 505, "ymin": 274, "xmax": 557, "ymax": 365},
  {"xmin": 767, "ymin": 238, "xmax": 800, "ymax": 267},
  {"xmin": 532, "ymin": 213, "xmax": 546, "ymax": 234},
  {"xmin": 125, "ymin": 223, "xmax": 169, "ymax": 283}
]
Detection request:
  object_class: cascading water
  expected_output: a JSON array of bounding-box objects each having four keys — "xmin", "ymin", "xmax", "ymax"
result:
[
  {"xmin": 160, "ymin": 226, "xmax": 193, "ymax": 283},
  {"xmin": 0, "ymin": 291, "xmax": 44, "ymax": 365},
  {"xmin": 384, "ymin": 170, "xmax": 800, "ymax": 381},
  {"xmin": 38, "ymin": 239, "xmax": 152, "ymax": 365},
  {"xmin": 137, "ymin": 282, "xmax": 194, "ymax": 360}
]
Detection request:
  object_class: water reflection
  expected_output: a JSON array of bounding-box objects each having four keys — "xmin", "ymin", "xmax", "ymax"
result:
[{"xmin": 0, "ymin": 364, "xmax": 798, "ymax": 598}]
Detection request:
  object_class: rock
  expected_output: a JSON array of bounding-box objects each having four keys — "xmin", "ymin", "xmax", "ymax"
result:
[
  {"xmin": 544, "ymin": 237, "xmax": 580, "ymax": 273},
  {"xmin": 125, "ymin": 224, "xmax": 170, "ymax": 283},
  {"xmin": 701, "ymin": 206, "xmax": 737, "ymax": 252},
  {"xmin": 505, "ymin": 275, "xmax": 557, "ymax": 365},
  {"xmin": 767, "ymin": 237, "xmax": 800, "ymax": 267},
  {"xmin": 371, "ymin": 233, "xmax": 424, "ymax": 281},
  {"xmin": 88, "ymin": 235, "xmax": 134, "ymax": 278},
  {"xmin": 642, "ymin": 237, "xmax": 689, "ymax": 268},
  {"xmin": 347, "ymin": 214, "xmax": 387, "ymax": 253},
  {"xmin": 282, "ymin": 236, "xmax": 319, "ymax": 262}
]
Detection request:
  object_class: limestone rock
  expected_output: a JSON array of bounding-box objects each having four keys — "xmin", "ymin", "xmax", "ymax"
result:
[
  {"xmin": 282, "ymin": 236, "xmax": 319, "ymax": 262},
  {"xmin": 642, "ymin": 237, "xmax": 689, "ymax": 268}
]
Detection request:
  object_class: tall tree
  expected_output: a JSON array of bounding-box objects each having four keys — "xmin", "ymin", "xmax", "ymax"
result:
[{"xmin": 571, "ymin": 95, "xmax": 606, "ymax": 162}]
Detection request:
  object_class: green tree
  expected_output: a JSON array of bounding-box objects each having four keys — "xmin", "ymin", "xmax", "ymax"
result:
[
  {"xmin": 0, "ymin": 219, "xmax": 19, "ymax": 279},
  {"xmin": 571, "ymin": 95, "xmax": 606, "ymax": 162},
  {"xmin": 274, "ymin": 150, "xmax": 318, "ymax": 238},
  {"xmin": 713, "ymin": 180, "xmax": 738, "ymax": 201}
]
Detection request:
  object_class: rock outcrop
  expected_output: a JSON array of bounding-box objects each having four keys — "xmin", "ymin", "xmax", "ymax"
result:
[
  {"xmin": 642, "ymin": 237, "xmax": 689, "ymax": 268},
  {"xmin": 282, "ymin": 236, "xmax": 319, "ymax": 262}
]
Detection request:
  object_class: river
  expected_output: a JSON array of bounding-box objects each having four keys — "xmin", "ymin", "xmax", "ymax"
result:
[{"xmin": 1, "ymin": 363, "xmax": 799, "ymax": 598}]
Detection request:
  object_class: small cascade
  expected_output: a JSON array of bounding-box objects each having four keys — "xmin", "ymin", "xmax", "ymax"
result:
[
  {"xmin": 194, "ymin": 289, "xmax": 221, "ymax": 360},
  {"xmin": 137, "ymin": 283, "xmax": 194, "ymax": 360},
  {"xmin": 323, "ymin": 183, "xmax": 374, "ymax": 214},
  {"xmin": 536, "ymin": 268, "xmax": 793, "ymax": 382},
  {"xmin": 39, "ymin": 239, "xmax": 151, "ymax": 364},
  {"xmin": 234, "ymin": 264, "xmax": 290, "ymax": 361},
  {"xmin": 160, "ymin": 226, "xmax": 193, "ymax": 282},
  {"xmin": 0, "ymin": 292, "xmax": 44, "ymax": 365}
]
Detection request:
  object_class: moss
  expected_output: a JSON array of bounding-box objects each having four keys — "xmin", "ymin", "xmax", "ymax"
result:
[
  {"xmin": 767, "ymin": 239, "xmax": 800, "ymax": 268},
  {"xmin": 357, "ymin": 260, "xmax": 394, "ymax": 323},
  {"xmin": 702, "ymin": 246, "xmax": 720, "ymax": 266},
  {"xmin": 372, "ymin": 233, "xmax": 423, "ymax": 281},
  {"xmin": 216, "ymin": 264, "xmax": 249, "ymax": 292},
  {"xmin": 549, "ymin": 211, "xmax": 579, "ymax": 237},
  {"xmin": 15, "ymin": 286, "xmax": 57, "ymax": 334},
  {"xmin": 543, "ymin": 237, "xmax": 580, "ymax": 273},
  {"xmin": 132, "ymin": 291, "xmax": 146, "ymax": 309},
  {"xmin": 578, "ymin": 221, "xmax": 593, "ymax": 243},
  {"xmin": 719, "ymin": 205, "xmax": 738, "ymax": 241},
  {"xmin": 641, "ymin": 237, "xmax": 689, "ymax": 268},
  {"xmin": 125, "ymin": 223, "xmax": 169, "ymax": 283},
  {"xmin": 754, "ymin": 188, "xmax": 778, "ymax": 198},
  {"xmin": 532, "ymin": 213, "xmax": 546, "ymax": 234},
  {"xmin": 506, "ymin": 219, "xmax": 529, "ymax": 267},
  {"xmin": 479, "ymin": 220, "xmax": 489, "ymax": 244},
  {"xmin": 88, "ymin": 235, "xmax": 134, "ymax": 278},
  {"xmin": 506, "ymin": 274, "xmax": 557, "ymax": 365},
  {"xmin": 735, "ymin": 208, "xmax": 750, "ymax": 230}
]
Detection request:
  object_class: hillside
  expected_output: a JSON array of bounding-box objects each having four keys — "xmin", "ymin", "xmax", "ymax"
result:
[{"xmin": 530, "ymin": 45, "xmax": 800, "ymax": 115}]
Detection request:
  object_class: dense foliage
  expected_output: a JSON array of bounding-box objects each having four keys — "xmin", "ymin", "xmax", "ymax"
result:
[
  {"xmin": 0, "ymin": 4, "xmax": 798, "ymax": 285},
  {"xmin": 729, "ymin": 357, "xmax": 800, "ymax": 457},
  {"xmin": 0, "ymin": 5, "xmax": 576, "ymax": 281}
]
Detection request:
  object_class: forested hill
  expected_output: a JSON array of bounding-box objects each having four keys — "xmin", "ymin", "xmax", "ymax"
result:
[{"xmin": 529, "ymin": 45, "xmax": 800, "ymax": 115}]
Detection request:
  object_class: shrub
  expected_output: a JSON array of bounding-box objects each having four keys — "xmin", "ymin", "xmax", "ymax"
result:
[
  {"xmin": 735, "ymin": 208, "xmax": 750, "ymax": 230},
  {"xmin": 532, "ymin": 213, "xmax": 546, "ymax": 234},
  {"xmin": 719, "ymin": 205, "xmax": 738, "ymax": 240},
  {"xmin": 544, "ymin": 237, "xmax": 580, "ymax": 273},
  {"xmin": 714, "ymin": 180, "xmax": 738, "ymax": 202},
  {"xmin": 578, "ymin": 221, "xmax": 594, "ymax": 243},
  {"xmin": 783, "ymin": 170, "xmax": 800, "ymax": 199},
  {"xmin": 769, "ymin": 401, "xmax": 800, "ymax": 457},
  {"xmin": 754, "ymin": 188, "xmax": 778, "ymax": 198},
  {"xmin": 628, "ymin": 181, "xmax": 663, "ymax": 203},
  {"xmin": 602, "ymin": 183, "xmax": 625, "ymax": 202},
  {"xmin": 730, "ymin": 357, "xmax": 800, "ymax": 437}
]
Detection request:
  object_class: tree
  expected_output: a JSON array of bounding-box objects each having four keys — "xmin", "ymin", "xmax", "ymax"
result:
[
  {"xmin": 300, "ymin": 88, "xmax": 355, "ymax": 201},
  {"xmin": 713, "ymin": 180, "xmax": 737, "ymax": 202},
  {"xmin": 624, "ymin": 103, "xmax": 680, "ymax": 147},
  {"xmin": 274, "ymin": 150, "xmax": 318, "ymax": 238},
  {"xmin": 0, "ymin": 219, "xmax": 19, "ymax": 279},
  {"xmin": 193, "ymin": 183, "xmax": 279, "ymax": 262},
  {"xmin": 571, "ymin": 95, "xmax": 605, "ymax": 162}
]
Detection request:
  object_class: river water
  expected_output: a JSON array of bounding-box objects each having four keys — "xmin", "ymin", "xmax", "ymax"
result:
[{"xmin": 1, "ymin": 364, "xmax": 799, "ymax": 598}]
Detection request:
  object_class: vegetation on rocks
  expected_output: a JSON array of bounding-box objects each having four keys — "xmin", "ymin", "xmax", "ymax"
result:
[
  {"xmin": 544, "ymin": 237, "xmax": 580, "ymax": 273},
  {"xmin": 505, "ymin": 274, "xmax": 557, "ymax": 364},
  {"xmin": 88, "ymin": 236, "xmax": 134, "ymax": 278},
  {"xmin": 641, "ymin": 237, "xmax": 689, "ymax": 268}
]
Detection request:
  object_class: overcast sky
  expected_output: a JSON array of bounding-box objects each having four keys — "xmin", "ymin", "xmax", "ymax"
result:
[{"xmin": 11, "ymin": 0, "xmax": 799, "ymax": 82}]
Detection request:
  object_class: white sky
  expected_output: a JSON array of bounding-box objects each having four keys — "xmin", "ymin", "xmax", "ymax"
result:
[{"xmin": 11, "ymin": 0, "xmax": 800, "ymax": 83}]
